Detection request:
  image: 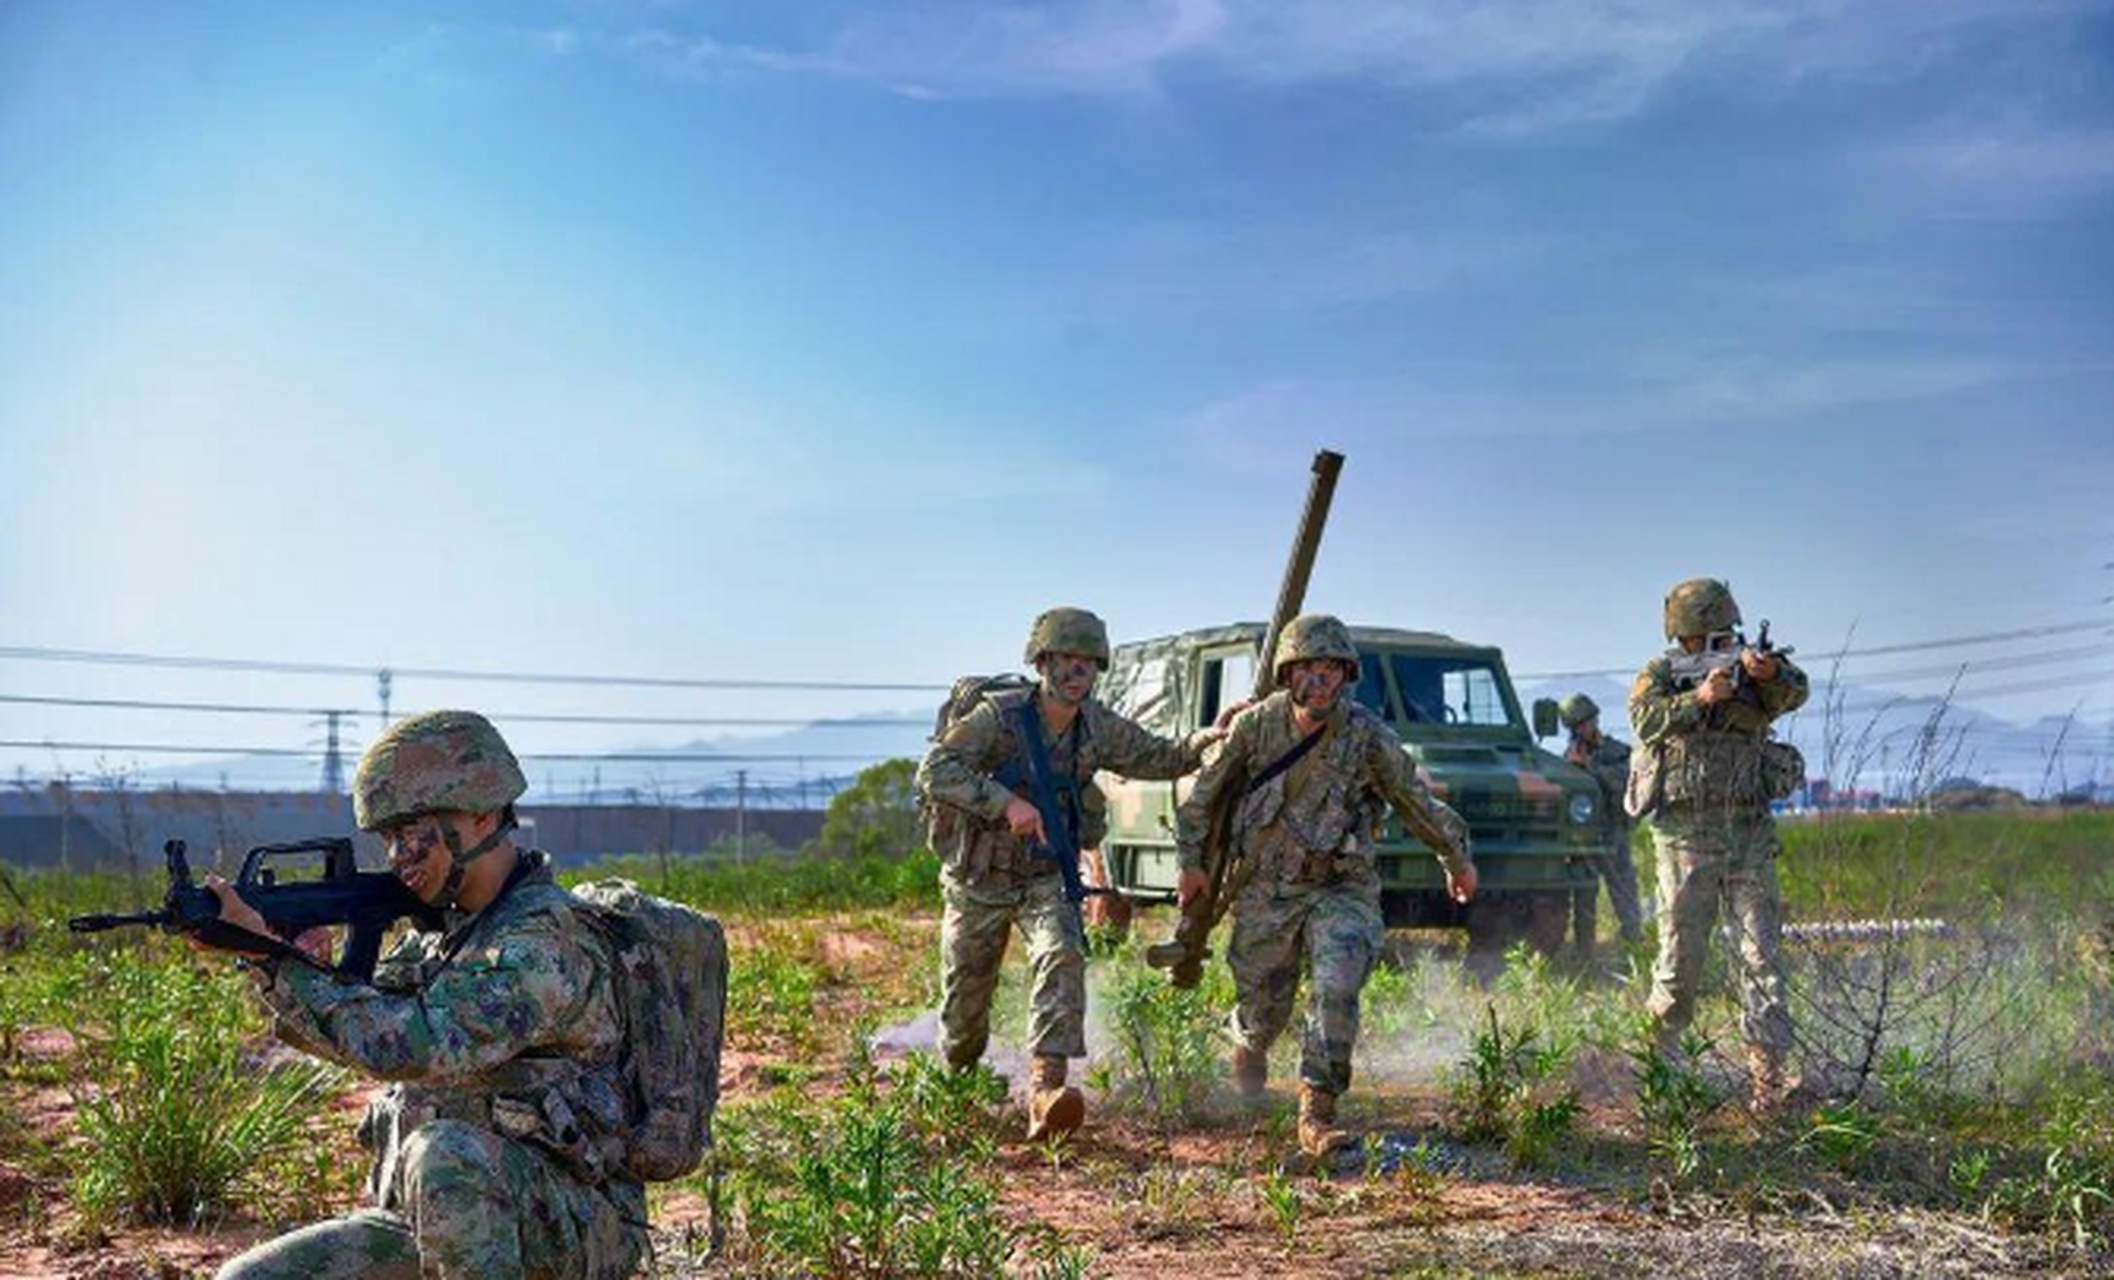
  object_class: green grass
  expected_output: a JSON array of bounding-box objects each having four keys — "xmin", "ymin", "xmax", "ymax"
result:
[
  {"xmin": 567, "ymin": 847, "xmax": 941, "ymax": 917},
  {"xmin": 63, "ymin": 950, "xmax": 343, "ymax": 1227}
]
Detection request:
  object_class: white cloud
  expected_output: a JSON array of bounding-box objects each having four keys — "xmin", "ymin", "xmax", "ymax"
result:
[
  {"xmin": 581, "ymin": 0, "xmax": 2093, "ymax": 137},
  {"xmin": 1060, "ymin": 220, "xmax": 1552, "ymax": 325},
  {"xmin": 1871, "ymin": 124, "xmax": 2114, "ymax": 215},
  {"xmin": 1176, "ymin": 350, "xmax": 2097, "ymax": 452}
]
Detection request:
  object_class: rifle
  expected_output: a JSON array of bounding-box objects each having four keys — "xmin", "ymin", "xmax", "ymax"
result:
[
  {"xmin": 1666, "ymin": 620, "xmax": 1794, "ymax": 700},
  {"xmin": 1146, "ymin": 449, "xmax": 1345, "ymax": 987},
  {"xmin": 71, "ymin": 837, "xmax": 444, "ymax": 982},
  {"xmin": 1006, "ymin": 698, "xmax": 1106, "ymax": 936}
]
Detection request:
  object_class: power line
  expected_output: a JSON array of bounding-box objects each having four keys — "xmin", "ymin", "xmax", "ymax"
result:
[
  {"xmin": 0, "ymin": 739, "xmax": 880, "ymax": 763},
  {"xmin": 0, "ymin": 692, "xmax": 927, "ymax": 729},
  {"xmin": 0, "ymin": 645, "xmax": 947, "ymax": 693},
  {"xmin": 1515, "ymin": 618, "xmax": 2114, "ymax": 682}
]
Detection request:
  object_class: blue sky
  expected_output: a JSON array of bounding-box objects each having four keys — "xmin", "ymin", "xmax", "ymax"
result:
[{"xmin": 1, "ymin": 0, "xmax": 2110, "ymax": 788}]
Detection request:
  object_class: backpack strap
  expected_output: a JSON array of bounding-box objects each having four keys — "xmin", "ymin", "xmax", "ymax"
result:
[{"xmin": 1243, "ymin": 724, "xmax": 1327, "ymax": 798}]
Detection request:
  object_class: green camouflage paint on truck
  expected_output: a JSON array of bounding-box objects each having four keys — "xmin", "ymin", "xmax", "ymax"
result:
[{"xmin": 1096, "ymin": 623, "xmax": 1600, "ymax": 943}]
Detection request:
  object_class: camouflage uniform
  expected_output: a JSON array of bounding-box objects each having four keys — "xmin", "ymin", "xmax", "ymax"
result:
[
  {"xmin": 1627, "ymin": 584, "xmax": 1809, "ymax": 1073},
  {"xmin": 1177, "ymin": 691, "xmax": 1471, "ymax": 1096},
  {"xmin": 918, "ymin": 693, "xmax": 1213, "ymax": 1068},
  {"xmin": 217, "ymin": 850, "xmax": 647, "ymax": 1280},
  {"xmin": 1565, "ymin": 718, "xmax": 1642, "ymax": 954},
  {"xmin": 218, "ymin": 710, "xmax": 647, "ymax": 1280}
]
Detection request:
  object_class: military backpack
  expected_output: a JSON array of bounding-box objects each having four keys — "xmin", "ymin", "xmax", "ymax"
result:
[
  {"xmin": 571, "ymin": 879, "xmax": 728, "ymax": 1182},
  {"xmin": 930, "ymin": 673, "xmax": 1037, "ymax": 741}
]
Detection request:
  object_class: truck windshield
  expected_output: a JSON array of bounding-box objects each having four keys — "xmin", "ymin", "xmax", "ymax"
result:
[{"xmin": 1388, "ymin": 653, "xmax": 1515, "ymax": 727}]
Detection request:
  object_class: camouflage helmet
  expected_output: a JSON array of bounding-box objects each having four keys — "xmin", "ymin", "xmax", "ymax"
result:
[
  {"xmin": 1273, "ymin": 613, "xmax": 1359, "ymax": 677},
  {"xmin": 353, "ymin": 710, "xmax": 527, "ymax": 831},
  {"xmin": 1557, "ymin": 693, "xmax": 1600, "ymax": 729},
  {"xmin": 1663, "ymin": 578, "xmax": 1742, "ymax": 640},
  {"xmin": 1023, "ymin": 606, "xmax": 1111, "ymax": 669}
]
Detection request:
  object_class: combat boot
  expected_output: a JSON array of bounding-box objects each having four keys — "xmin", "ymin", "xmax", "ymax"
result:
[
  {"xmin": 1231, "ymin": 1045, "xmax": 1268, "ymax": 1098},
  {"xmin": 1025, "ymin": 1054, "xmax": 1084, "ymax": 1142},
  {"xmin": 1747, "ymin": 1045, "xmax": 1797, "ymax": 1115},
  {"xmin": 1297, "ymin": 1083, "xmax": 1352, "ymax": 1159}
]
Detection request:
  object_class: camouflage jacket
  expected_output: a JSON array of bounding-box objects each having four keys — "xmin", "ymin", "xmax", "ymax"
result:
[
  {"xmin": 1176, "ymin": 692, "xmax": 1471, "ymax": 883},
  {"xmin": 917, "ymin": 690, "xmax": 1213, "ymax": 883},
  {"xmin": 253, "ymin": 850, "xmax": 639, "ymax": 1206},
  {"xmin": 1571, "ymin": 735, "xmax": 1633, "ymax": 845},
  {"xmin": 1627, "ymin": 654, "xmax": 1809, "ymax": 813}
]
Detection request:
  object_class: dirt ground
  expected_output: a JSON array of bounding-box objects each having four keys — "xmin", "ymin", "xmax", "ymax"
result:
[{"xmin": 4, "ymin": 910, "xmax": 2106, "ymax": 1280}]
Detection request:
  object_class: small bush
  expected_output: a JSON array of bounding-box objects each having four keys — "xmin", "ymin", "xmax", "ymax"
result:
[
  {"xmin": 1446, "ymin": 1004, "xmax": 1580, "ymax": 1167},
  {"xmin": 729, "ymin": 928, "xmax": 824, "ymax": 1049},
  {"xmin": 1101, "ymin": 959, "xmax": 1228, "ymax": 1126},
  {"xmin": 1630, "ymin": 1025, "xmax": 1724, "ymax": 1182},
  {"xmin": 68, "ymin": 956, "xmax": 339, "ymax": 1226},
  {"xmin": 718, "ymin": 1054, "xmax": 1041, "ymax": 1278}
]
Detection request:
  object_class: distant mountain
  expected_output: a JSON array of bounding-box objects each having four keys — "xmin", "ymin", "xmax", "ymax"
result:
[
  {"xmin": 1515, "ymin": 673, "xmax": 2105, "ymax": 797},
  {"xmin": 111, "ymin": 683, "xmax": 2108, "ymax": 803}
]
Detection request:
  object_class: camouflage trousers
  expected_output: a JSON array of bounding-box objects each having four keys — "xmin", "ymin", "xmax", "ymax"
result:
[
  {"xmin": 1571, "ymin": 832, "xmax": 1645, "ymax": 954},
  {"xmin": 215, "ymin": 1119, "xmax": 647, "ymax": 1280},
  {"xmin": 1645, "ymin": 808, "xmax": 1792, "ymax": 1059},
  {"xmin": 1226, "ymin": 873, "xmax": 1384, "ymax": 1096},
  {"xmin": 939, "ymin": 868, "xmax": 1085, "ymax": 1067}
]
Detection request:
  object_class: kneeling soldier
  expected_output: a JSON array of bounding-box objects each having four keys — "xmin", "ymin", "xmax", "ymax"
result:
[{"xmin": 212, "ymin": 711, "xmax": 647, "ymax": 1280}]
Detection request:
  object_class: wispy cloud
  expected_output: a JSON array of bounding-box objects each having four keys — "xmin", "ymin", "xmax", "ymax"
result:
[
  {"xmin": 1058, "ymin": 220, "xmax": 1553, "ymax": 326},
  {"xmin": 564, "ymin": 0, "xmax": 2095, "ymax": 138},
  {"xmin": 1176, "ymin": 350, "xmax": 2099, "ymax": 457},
  {"xmin": 1869, "ymin": 122, "xmax": 2114, "ymax": 216}
]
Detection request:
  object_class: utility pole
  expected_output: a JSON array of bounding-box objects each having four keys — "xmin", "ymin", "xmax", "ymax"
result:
[
  {"xmin": 54, "ymin": 771, "xmax": 72, "ymax": 875},
  {"xmin": 318, "ymin": 711, "xmax": 346, "ymax": 794},
  {"xmin": 377, "ymin": 668, "xmax": 394, "ymax": 726},
  {"xmin": 735, "ymin": 769, "xmax": 748, "ymax": 864}
]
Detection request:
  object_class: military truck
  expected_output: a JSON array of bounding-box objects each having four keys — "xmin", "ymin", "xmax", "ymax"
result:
[{"xmin": 1094, "ymin": 622, "xmax": 1602, "ymax": 956}]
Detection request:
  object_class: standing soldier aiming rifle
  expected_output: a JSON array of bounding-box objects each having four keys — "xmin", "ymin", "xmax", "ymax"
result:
[
  {"xmin": 1627, "ymin": 578, "xmax": 1808, "ymax": 1109},
  {"xmin": 1558, "ymin": 692, "xmax": 1643, "ymax": 966},
  {"xmin": 1176, "ymin": 614, "xmax": 1476, "ymax": 1159},
  {"xmin": 917, "ymin": 607, "xmax": 1220, "ymax": 1141}
]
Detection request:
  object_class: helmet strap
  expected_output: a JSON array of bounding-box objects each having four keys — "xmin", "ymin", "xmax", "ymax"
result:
[{"xmin": 437, "ymin": 808, "xmax": 519, "ymax": 910}]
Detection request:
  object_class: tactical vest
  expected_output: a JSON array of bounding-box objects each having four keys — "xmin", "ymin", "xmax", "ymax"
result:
[
  {"xmin": 1234, "ymin": 707, "xmax": 1382, "ymax": 886},
  {"xmin": 924, "ymin": 685, "xmax": 1108, "ymax": 881}
]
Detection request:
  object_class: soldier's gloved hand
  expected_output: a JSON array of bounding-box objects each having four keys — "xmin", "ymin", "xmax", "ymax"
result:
[
  {"xmin": 1214, "ymin": 697, "xmax": 1255, "ymax": 731},
  {"xmin": 1695, "ymin": 665, "xmax": 1735, "ymax": 706},
  {"xmin": 1445, "ymin": 864, "xmax": 1478, "ymax": 905},
  {"xmin": 1004, "ymin": 797, "xmax": 1048, "ymax": 845},
  {"xmin": 1176, "ymin": 867, "xmax": 1208, "ymax": 907},
  {"xmin": 1741, "ymin": 649, "xmax": 1780, "ymax": 683}
]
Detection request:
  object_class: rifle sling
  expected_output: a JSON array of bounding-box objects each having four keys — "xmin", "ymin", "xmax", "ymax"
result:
[
  {"xmin": 1241, "ymin": 722, "xmax": 1328, "ymax": 798},
  {"xmin": 1008, "ymin": 696, "xmax": 1082, "ymax": 853}
]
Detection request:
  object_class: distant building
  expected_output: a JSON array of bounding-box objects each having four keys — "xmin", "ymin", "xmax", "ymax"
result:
[{"xmin": 0, "ymin": 789, "xmax": 824, "ymax": 870}]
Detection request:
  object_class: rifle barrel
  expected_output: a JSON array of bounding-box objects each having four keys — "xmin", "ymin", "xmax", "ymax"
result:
[{"xmin": 68, "ymin": 911, "xmax": 167, "ymax": 932}]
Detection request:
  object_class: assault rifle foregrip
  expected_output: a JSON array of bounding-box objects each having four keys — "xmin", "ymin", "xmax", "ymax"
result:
[{"xmin": 69, "ymin": 838, "xmax": 444, "ymax": 982}]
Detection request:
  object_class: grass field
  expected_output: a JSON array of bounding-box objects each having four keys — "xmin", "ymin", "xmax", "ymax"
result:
[{"xmin": 1, "ymin": 811, "xmax": 2109, "ymax": 1277}]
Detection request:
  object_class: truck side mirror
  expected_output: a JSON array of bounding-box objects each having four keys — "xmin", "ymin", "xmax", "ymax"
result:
[{"xmin": 1531, "ymin": 699, "xmax": 1559, "ymax": 739}]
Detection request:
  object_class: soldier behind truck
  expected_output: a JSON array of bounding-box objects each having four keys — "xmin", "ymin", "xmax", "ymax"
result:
[
  {"xmin": 1177, "ymin": 614, "xmax": 1476, "ymax": 1160},
  {"xmin": 916, "ymin": 606, "xmax": 1220, "ymax": 1141},
  {"xmin": 1626, "ymin": 578, "xmax": 1809, "ymax": 1110},
  {"xmin": 1557, "ymin": 692, "xmax": 1643, "ymax": 966}
]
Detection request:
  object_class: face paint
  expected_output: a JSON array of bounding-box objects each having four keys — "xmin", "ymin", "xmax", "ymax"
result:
[
  {"xmin": 1287, "ymin": 659, "xmax": 1348, "ymax": 713},
  {"xmin": 384, "ymin": 816, "xmax": 452, "ymax": 903},
  {"xmin": 1039, "ymin": 651, "xmax": 1100, "ymax": 706}
]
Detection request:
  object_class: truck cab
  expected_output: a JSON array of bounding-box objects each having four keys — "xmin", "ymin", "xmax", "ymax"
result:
[{"xmin": 1095, "ymin": 623, "xmax": 1602, "ymax": 954}]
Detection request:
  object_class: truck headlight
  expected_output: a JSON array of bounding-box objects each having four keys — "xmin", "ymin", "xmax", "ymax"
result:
[{"xmin": 1567, "ymin": 793, "xmax": 1595, "ymax": 825}]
